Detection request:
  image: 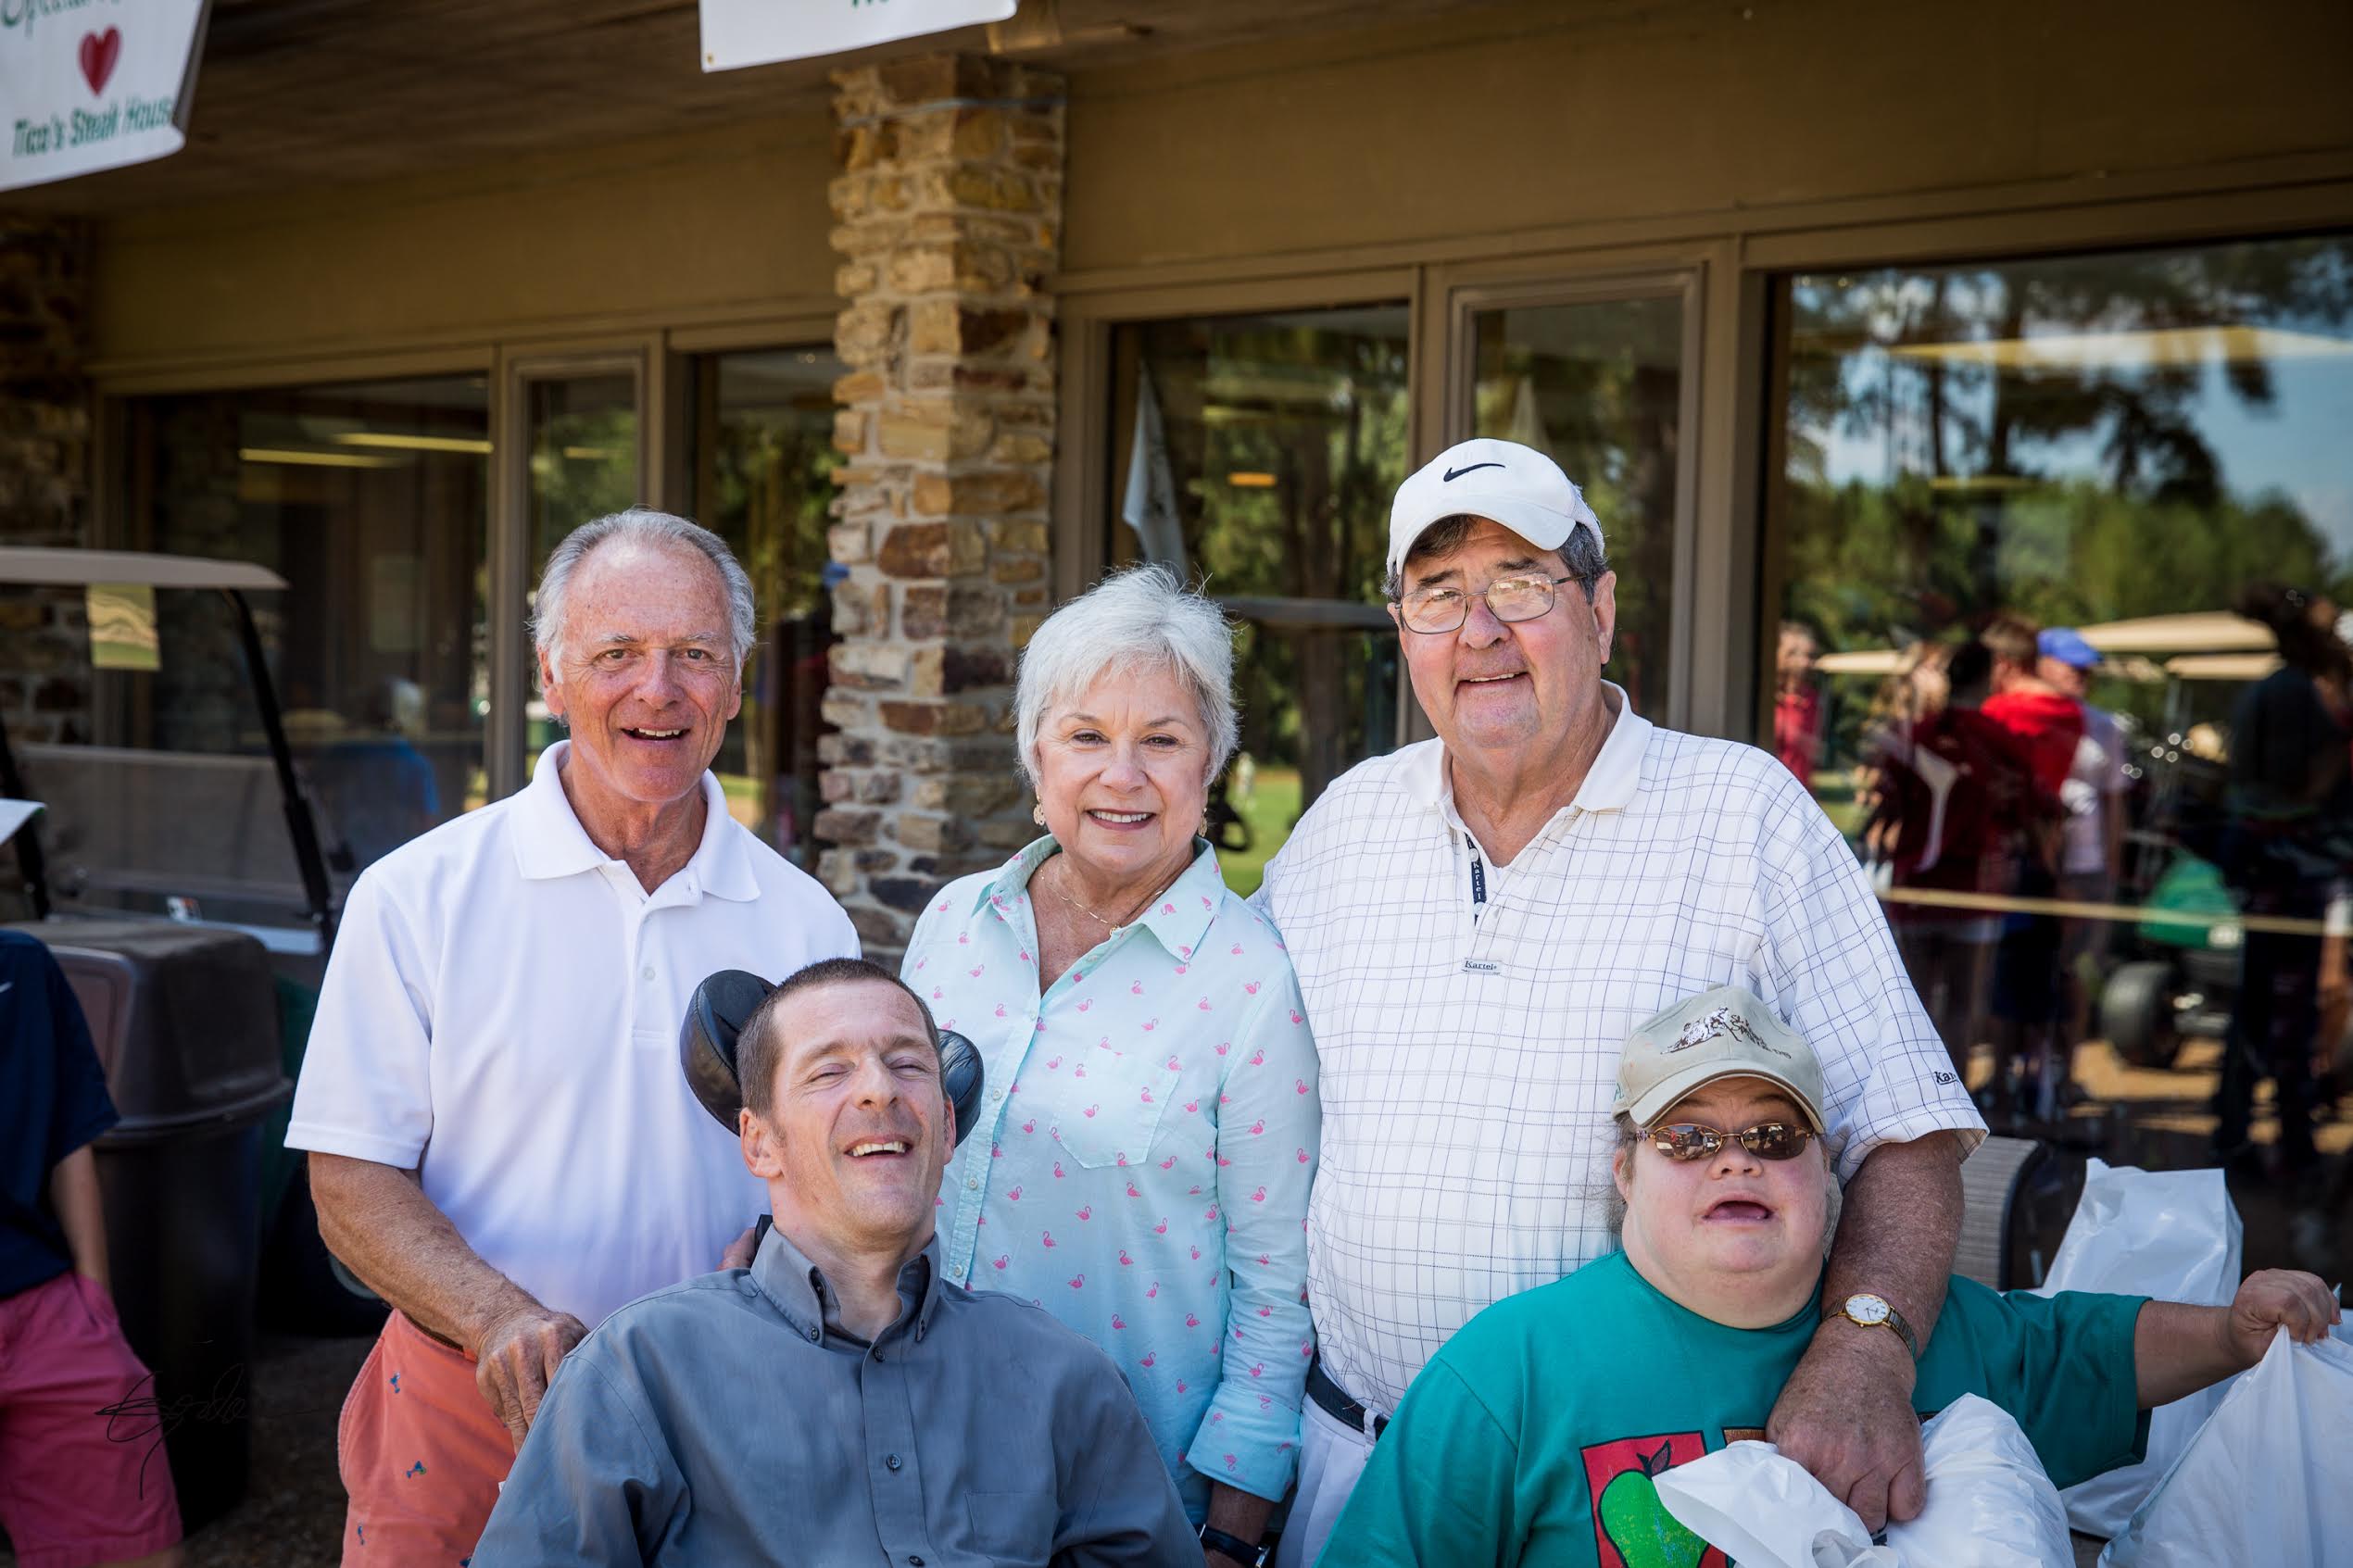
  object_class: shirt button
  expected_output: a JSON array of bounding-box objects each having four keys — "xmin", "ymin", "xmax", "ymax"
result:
[
  {"xmin": 910, "ymin": 1558, "xmax": 925, "ymax": 1566},
  {"xmin": 991, "ymin": 1087, "xmax": 1004, "ymax": 1101},
  {"xmin": 641, "ymin": 965, "xmax": 656, "ymax": 981},
  {"xmin": 965, "ymin": 1177, "xmax": 978, "ymax": 1190},
  {"xmin": 886, "ymin": 1453, "xmax": 902, "ymax": 1472}
]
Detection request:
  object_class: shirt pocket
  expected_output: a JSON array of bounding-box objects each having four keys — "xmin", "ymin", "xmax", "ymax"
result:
[
  {"xmin": 1048, "ymin": 1054, "xmax": 1176, "ymax": 1171},
  {"xmin": 963, "ymin": 1489, "xmax": 1061, "ymax": 1565}
]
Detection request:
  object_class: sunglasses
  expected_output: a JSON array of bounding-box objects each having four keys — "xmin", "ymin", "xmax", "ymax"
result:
[{"xmin": 1638, "ymin": 1122, "xmax": 1817, "ymax": 1162}]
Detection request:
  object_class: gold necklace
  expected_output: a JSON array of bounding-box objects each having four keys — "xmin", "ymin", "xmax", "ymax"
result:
[{"xmin": 1043, "ymin": 857, "xmax": 1157, "ymax": 937}]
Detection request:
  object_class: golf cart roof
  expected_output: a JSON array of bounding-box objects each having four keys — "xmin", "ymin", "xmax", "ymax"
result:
[{"xmin": 0, "ymin": 547, "xmax": 287, "ymax": 592}]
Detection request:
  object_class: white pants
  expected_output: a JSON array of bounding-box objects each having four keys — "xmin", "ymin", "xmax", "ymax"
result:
[{"xmin": 1273, "ymin": 1397, "xmax": 1380, "ymax": 1568}]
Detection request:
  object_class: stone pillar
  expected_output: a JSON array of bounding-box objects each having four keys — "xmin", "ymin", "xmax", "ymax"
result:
[
  {"xmin": 0, "ymin": 215, "xmax": 94, "ymax": 746},
  {"xmin": 818, "ymin": 56, "xmax": 1064, "ymax": 955}
]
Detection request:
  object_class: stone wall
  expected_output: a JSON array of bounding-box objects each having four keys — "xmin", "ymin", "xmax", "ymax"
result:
[
  {"xmin": 0, "ymin": 215, "xmax": 94, "ymax": 746},
  {"xmin": 818, "ymin": 55, "xmax": 1065, "ymax": 955}
]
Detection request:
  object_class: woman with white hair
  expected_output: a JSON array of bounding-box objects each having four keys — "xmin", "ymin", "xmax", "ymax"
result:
[{"xmin": 904, "ymin": 566, "xmax": 1319, "ymax": 1567}]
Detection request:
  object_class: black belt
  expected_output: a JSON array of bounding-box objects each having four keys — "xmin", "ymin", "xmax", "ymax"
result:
[{"xmin": 1305, "ymin": 1359, "xmax": 1387, "ymax": 1438}]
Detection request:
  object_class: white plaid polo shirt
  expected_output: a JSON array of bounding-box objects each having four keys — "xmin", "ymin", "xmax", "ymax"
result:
[{"xmin": 1252, "ymin": 684, "xmax": 1985, "ymax": 1414}]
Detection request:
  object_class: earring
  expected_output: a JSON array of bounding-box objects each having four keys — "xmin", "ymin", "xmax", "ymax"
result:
[{"xmin": 1033, "ymin": 802, "xmax": 1047, "ymax": 826}]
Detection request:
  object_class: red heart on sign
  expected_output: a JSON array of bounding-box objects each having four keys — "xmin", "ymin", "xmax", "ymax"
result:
[{"xmin": 80, "ymin": 28, "xmax": 121, "ymax": 96}]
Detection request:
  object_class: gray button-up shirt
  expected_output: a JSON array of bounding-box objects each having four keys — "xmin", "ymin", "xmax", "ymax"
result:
[{"xmin": 472, "ymin": 1227, "xmax": 1196, "ymax": 1568}]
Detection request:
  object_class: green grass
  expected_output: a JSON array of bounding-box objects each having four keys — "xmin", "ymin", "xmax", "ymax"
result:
[{"xmin": 1220, "ymin": 766, "xmax": 1302, "ymax": 897}]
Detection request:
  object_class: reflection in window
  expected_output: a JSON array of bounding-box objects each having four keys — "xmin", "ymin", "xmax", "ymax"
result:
[
  {"xmin": 693, "ymin": 347, "xmax": 844, "ymax": 867},
  {"xmin": 1469, "ymin": 294, "xmax": 1684, "ymax": 714},
  {"xmin": 5, "ymin": 377, "xmax": 490, "ymax": 934},
  {"xmin": 523, "ymin": 372, "xmax": 639, "ymax": 770},
  {"xmin": 1773, "ymin": 235, "xmax": 2353, "ymax": 1261},
  {"xmin": 1109, "ymin": 307, "xmax": 1409, "ymax": 893}
]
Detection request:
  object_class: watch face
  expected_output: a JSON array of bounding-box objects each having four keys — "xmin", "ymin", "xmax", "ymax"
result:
[{"xmin": 1846, "ymin": 1295, "xmax": 1891, "ymax": 1325}]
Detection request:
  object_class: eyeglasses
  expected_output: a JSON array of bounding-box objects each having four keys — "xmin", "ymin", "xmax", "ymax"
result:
[
  {"xmin": 1394, "ymin": 573, "xmax": 1580, "ymax": 634},
  {"xmin": 1637, "ymin": 1122, "xmax": 1818, "ymax": 1162}
]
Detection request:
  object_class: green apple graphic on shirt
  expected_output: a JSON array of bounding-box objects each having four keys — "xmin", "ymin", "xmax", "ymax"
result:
[{"xmin": 1598, "ymin": 1440, "xmax": 1708, "ymax": 1568}]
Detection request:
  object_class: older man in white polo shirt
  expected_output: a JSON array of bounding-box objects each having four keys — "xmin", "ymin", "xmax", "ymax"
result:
[
  {"xmin": 1256, "ymin": 440, "xmax": 1987, "ymax": 1566},
  {"xmin": 287, "ymin": 509, "xmax": 856, "ymax": 1566}
]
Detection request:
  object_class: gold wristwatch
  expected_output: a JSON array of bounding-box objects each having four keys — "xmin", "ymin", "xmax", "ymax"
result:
[{"xmin": 1829, "ymin": 1292, "xmax": 1920, "ymax": 1358}]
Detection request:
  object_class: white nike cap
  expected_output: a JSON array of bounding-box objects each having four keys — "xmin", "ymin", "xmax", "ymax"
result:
[{"xmin": 1387, "ymin": 437, "xmax": 1604, "ymax": 583}]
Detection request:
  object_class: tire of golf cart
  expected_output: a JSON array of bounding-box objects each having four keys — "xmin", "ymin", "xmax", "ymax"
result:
[{"xmin": 2102, "ymin": 959, "xmax": 2183, "ymax": 1071}]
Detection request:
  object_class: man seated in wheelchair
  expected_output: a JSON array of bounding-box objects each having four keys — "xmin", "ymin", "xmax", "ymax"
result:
[
  {"xmin": 472, "ymin": 959, "xmax": 1194, "ymax": 1567},
  {"xmin": 1324, "ymin": 985, "xmax": 2339, "ymax": 1568}
]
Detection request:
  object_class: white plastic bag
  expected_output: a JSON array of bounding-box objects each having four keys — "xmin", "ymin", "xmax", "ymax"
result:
[
  {"xmin": 2031, "ymin": 1158, "xmax": 2242, "ymax": 1537},
  {"xmin": 1656, "ymin": 1399, "xmax": 2070, "ymax": 1568},
  {"xmin": 2099, "ymin": 1328, "xmax": 2353, "ymax": 1568},
  {"xmin": 1653, "ymin": 1440, "xmax": 1892, "ymax": 1568},
  {"xmin": 1886, "ymin": 1396, "xmax": 2071, "ymax": 1568}
]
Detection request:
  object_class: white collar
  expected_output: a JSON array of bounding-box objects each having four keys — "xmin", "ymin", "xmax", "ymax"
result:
[
  {"xmin": 1408, "ymin": 680, "xmax": 1654, "ymax": 821},
  {"xmin": 508, "ymin": 740, "xmax": 758, "ymax": 901}
]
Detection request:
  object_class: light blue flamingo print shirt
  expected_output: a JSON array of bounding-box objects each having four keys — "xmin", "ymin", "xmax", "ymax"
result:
[{"xmin": 905, "ymin": 835, "xmax": 1322, "ymax": 1521}]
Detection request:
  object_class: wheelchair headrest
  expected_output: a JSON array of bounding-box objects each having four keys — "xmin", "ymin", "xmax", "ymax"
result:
[{"xmin": 679, "ymin": 968, "xmax": 985, "ymax": 1148}]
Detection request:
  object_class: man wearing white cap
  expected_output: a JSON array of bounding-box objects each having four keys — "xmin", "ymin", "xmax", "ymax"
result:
[{"xmin": 1253, "ymin": 439, "xmax": 1988, "ymax": 1563}]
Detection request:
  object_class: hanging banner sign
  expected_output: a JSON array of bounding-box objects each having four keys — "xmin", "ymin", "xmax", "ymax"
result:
[
  {"xmin": 2, "ymin": 0, "xmax": 211, "ymax": 194},
  {"xmin": 700, "ymin": 0, "xmax": 1015, "ymax": 72}
]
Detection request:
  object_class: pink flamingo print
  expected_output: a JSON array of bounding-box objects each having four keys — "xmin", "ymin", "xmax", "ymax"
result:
[
  {"xmin": 1248, "ymin": 1118, "xmax": 1265, "ymax": 1135},
  {"xmin": 1153, "ymin": 1218, "xmax": 1168, "ymax": 1235},
  {"xmin": 1069, "ymin": 1274, "xmax": 1085, "ymax": 1289},
  {"xmin": 1021, "ymin": 1119, "xmax": 1036, "ymax": 1134},
  {"xmin": 1053, "ymin": 1161, "xmax": 1066, "ymax": 1177},
  {"xmin": 1257, "ymin": 1305, "xmax": 1272, "ymax": 1317},
  {"xmin": 992, "ymin": 1255, "xmax": 1009, "ymax": 1270},
  {"xmin": 1249, "ymin": 1047, "xmax": 1265, "ymax": 1066},
  {"xmin": 1076, "ymin": 1205, "xmax": 1092, "ymax": 1221},
  {"xmin": 1076, "ymin": 998, "xmax": 1091, "ymax": 1012},
  {"xmin": 1075, "ymin": 1065, "xmax": 1087, "ymax": 1078},
  {"xmin": 994, "ymin": 1003, "xmax": 1007, "ymax": 1017},
  {"xmin": 1250, "ymin": 1186, "xmax": 1267, "ymax": 1203},
  {"xmin": 1126, "ymin": 1181, "xmax": 1142, "ymax": 1198},
  {"xmin": 1205, "ymin": 1205, "xmax": 1220, "ymax": 1222},
  {"xmin": 1111, "ymin": 1314, "xmax": 1126, "ymax": 1329},
  {"xmin": 1083, "ymin": 1105, "xmax": 1098, "ymax": 1119},
  {"xmin": 1118, "ymin": 1249, "xmax": 1135, "ymax": 1265},
  {"xmin": 1189, "ymin": 1245, "xmax": 1202, "ymax": 1261},
  {"xmin": 1231, "ymin": 943, "xmax": 1244, "ymax": 956},
  {"xmin": 1249, "ymin": 1364, "xmax": 1263, "ymax": 1379},
  {"xmin": 1294, "ymin": 1079, "xmax": 1310, "ymax": 1095},
  {"xmin": 1160, "ymin": 1156, "xmax": 1176, "ymax": 1170},
  {"xmin": 1165, "ymin": 1055, "xmax": 1182, "ymax": 1071},
  {"xmin": 1007, "ymin": 1185, "xmax": 1024, "ymax": 1201},
  {"xmin": 1244, "ymin": 981, "xmax": 1260, "ymax": 996},
  {"xmin": 1185, "ymin": 1313, "xmax": 1200, "ymax": 1327},
  {"xmin": 1130, "ymin": 981, "xmax": 1143, "ymax": 996},
  {"xmin": 1290, "ymin": 1010, "xmax": 1303, "ymax": 1025},
  {"xmin": 1198, "ymin": 997, "xmax": 1212, "ymax": 1011},
  {"xmin": 1141, "ymin": 1020, "xmax": 1157, "ymax": 1033},
  {"xmin": 1175, "ymin": 963, "xmax": 1189, "ymax": 976},
  {"xmin": 1176, "ymin": 1381, "xmax": 1188, "ymax": 1394},
  {"xmin": 1139, "ymin": 1087, "xmax": 1154, "ymax": 1104},
  {"xmin": 1047, "ymin": 1056, "xmax": 1063, "ymax": 1070},
  {"xmin": 1215, "ymin": 1042, "xmax": 1229, "ymax": 1056},
  {"xmin": 1147, "ymin": 1281, "xmax": 1161, "ymax": 1298},
  {"xmin": 1181, "ymin": 1100, "xmax": 1199, "ymax": 1114},
  {"xmin": 1041, "ymin": 1231, "xmax": 1056, "ymax": 1248},
  {"xmin": 1163, "ymin": 903, "xmax": 1176, "ymax": 915},
  {"xmin": 1296, "ymin": 1148, "xmax": 1308, "ymax": 1163}
]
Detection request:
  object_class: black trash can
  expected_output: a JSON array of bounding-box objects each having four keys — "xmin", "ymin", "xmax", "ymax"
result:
[{"xmin": 14, "ymin": 919, "xmax": 293, "ymax": 1533}]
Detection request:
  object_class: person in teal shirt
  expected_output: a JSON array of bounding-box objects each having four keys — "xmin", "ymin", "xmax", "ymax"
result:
[{"xmin": 1321, "ymin": 985, "xmax": 2340, "ymax": 1568}]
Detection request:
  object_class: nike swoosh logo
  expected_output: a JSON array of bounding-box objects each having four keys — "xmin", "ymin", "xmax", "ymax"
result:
[{"xmin": 1442, "ymin": 462, "xmax": 1505, "ymax": 483}]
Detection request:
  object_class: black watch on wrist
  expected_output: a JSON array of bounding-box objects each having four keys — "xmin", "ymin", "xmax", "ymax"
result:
[{"xmin": 1199, "ymin": 1524, "xmax": 1269, "ymax": 1566}]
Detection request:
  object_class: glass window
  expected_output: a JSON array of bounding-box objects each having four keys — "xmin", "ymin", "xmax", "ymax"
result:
[
  {"xmin": 1467, "ymin": 292, "xmax": 1686, "ymax": 715},
  {"xmin": 1108, "ymin": 307, "xmax": 1411, "ymax": 893},
  {"xmin": 6, "ymin": 375, "xmax": 489, "ymax": 936},
  {"xmin": 1770, "ymin": 234, "xmax": 2353, "ymax": 1260},
  {"xmin": 690, "ymin": 346, "xmax": 845, "ymax": 866},
  {"xmin": 522, "ymin": 371, "xmax": 638, "ymax": 770}
]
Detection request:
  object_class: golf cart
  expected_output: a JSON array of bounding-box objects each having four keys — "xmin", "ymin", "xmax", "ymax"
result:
[{"xmin": 0, "ymin": 546, "xmax": 371, "ymax": 1524}]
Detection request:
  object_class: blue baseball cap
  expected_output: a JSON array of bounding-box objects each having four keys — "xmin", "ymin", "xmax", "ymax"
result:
[{"xmin": 2038, "ymin": 627, "xmax": 2102, "ymax": 670}]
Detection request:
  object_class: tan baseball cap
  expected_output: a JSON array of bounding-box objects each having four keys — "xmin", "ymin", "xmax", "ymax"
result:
[{"xmin": 1612, "ymin": 985, "xmax": 1828, "ymax": 1134}]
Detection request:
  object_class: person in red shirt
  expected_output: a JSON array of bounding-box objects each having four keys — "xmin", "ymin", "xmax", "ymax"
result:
[
  {"xmin": 1866, "ymin": 640, "xmax": 2038, "ymax": 1083},
  {"xmin": 1977, "ymin": 615, "xmax": 2082, "ymax": 1123},
  {"xmin": 1774, "ymin": 621, "xmax": 1826, "ymax": 785}
]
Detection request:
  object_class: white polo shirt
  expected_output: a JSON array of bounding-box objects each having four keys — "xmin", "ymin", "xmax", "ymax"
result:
[
  {"xmin": 1254, "ymin": 684, "xmax": 1985, "ymax": 1414},
  {"xmin": 286, "ymin": 742, "xmax": 858, "ymax": 1328}
]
